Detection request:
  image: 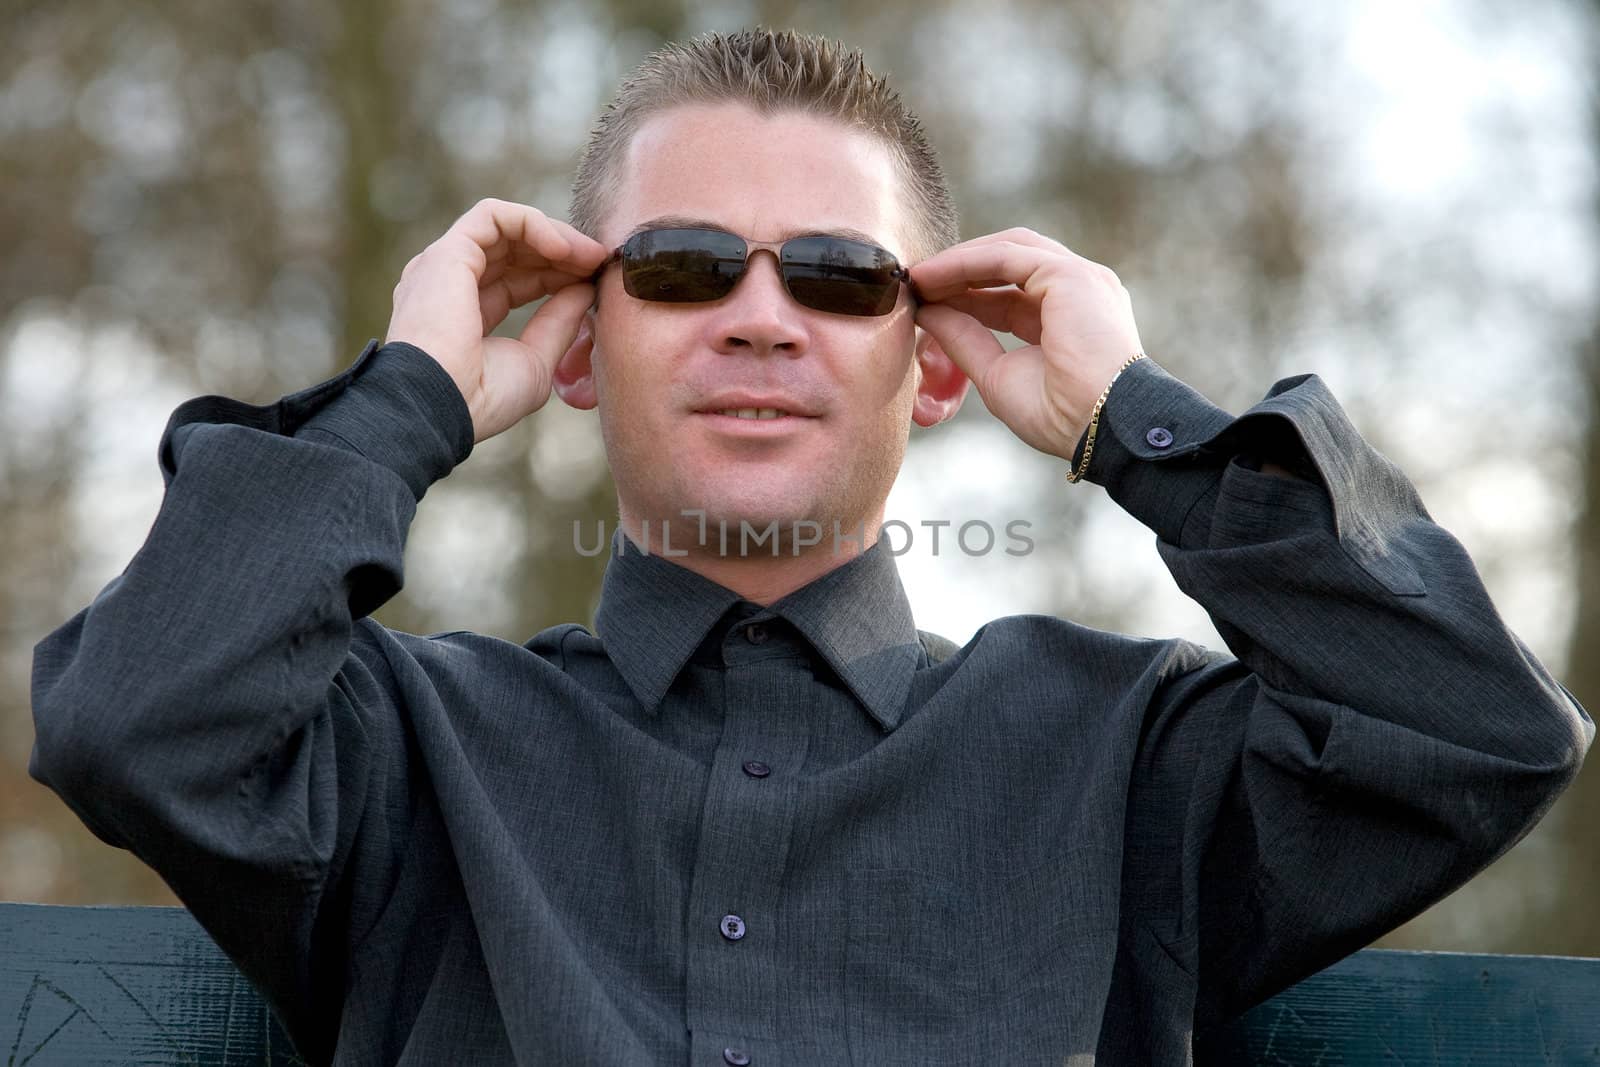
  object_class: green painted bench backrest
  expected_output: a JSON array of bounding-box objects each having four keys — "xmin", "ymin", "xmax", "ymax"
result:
[{"xmin": 3, "ymin": 902, "xmax": 1597, "ymax": 1064}]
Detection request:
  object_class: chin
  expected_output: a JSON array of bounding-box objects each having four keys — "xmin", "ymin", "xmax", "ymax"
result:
[
  {"xmin": 646, "ymin": 487, "xmax": 831, "ymax": 549},
  {"xmin": 689, "ymin": 498, "xmax": 819, "ymax": 535},
  {"xmin": 672, "ymin": 470, "xmax": 805, "ymax": 519}
]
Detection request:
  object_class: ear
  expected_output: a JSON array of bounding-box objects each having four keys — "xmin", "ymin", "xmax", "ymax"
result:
[
  {"xmin": 911, "ymin": 327, "xmax": 970, "ymax": 428},
  {"xmin": 552, "ymin": 312, "xmax": 598, "ymax": 410}
]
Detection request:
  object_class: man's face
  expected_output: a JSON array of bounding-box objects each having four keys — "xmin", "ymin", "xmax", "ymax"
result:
[{"xmin": 579, "ymin": 103, "xmax": 932, "ymax": 546}]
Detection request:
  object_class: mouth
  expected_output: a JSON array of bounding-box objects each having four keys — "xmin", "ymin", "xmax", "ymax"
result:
[
  {"xmin": 712, "ymin": 407, "xmax": 798, "ymax": 420},
  {"xmin": 695, "ymin": 407, "xmax": 819, "ymax": 433}
]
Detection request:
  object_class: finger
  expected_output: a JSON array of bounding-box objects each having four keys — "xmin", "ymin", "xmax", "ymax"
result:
[
  {"xmin": 910, "ymin": 241, "xmax": 1062, "ymax": 302},
  {"xmin": 486, "ymin": 215, "xmax": 611, "ymax": 276},
  {"xmin": 913, "ymin": 302, "xmax": 1008, "ymax": 395},
  {"xmin": 541, "ymin": 216, "xmax": 609, "ymax": 271},
  {"xmin": 488, "ymin": 230, "xmax": 607, "ymax": 277},
  {"xmin": 932, "ymin": 226, "xmax": 1073, "ymax": 258},
  {"xmin": 499, "ymin": 208, "xmax": 608, "ymax": 274},
  {"xmin": 516, "ymin": 282, "xmax": 596, "ymax": 373},
  {"xmin": 479, "ymin": 247, "xmax": 576, "ymax": 290},
  {"xmin": 480, "ymin": 268, "xmax": 592, "ymax": 332},
  {"xmin": 444, "ymin": 200, "xmax": 564, "ymax": 277},
  {"xmin": 450, "ymin": 199, "xmax": 607, "ymax": 279},
  {"xmin": 932, "ymin": 289, "xmax": 1043, "ymax": 345},
  {"xmin": 911, "ymin": 228, "xmax": 1076, "ymax": 284}
]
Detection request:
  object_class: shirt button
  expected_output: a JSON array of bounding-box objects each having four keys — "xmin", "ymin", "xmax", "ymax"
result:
[
  {"xmin": 723, "ymin": 1049, "xmax": 752, "ymax": 1066},
  {"xmin": 720, "ymin": 914, "xmax": 746, "ymax": 941},
  {"xmin": 742, "ymin": 760, "xmax": 771, "ymax": 778},
  {"xmin": 1146, "ymin": 426, "xmax": 1175, "ymax": 449},
  {"xmin": 744, "ymin": 623, "xmax": 768, "ymax": 644}
]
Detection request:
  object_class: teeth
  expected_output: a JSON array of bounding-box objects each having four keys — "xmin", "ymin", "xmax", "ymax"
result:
[{"xmin": 717, "ymin": 407, "xmax": 789, "ymax": 420}]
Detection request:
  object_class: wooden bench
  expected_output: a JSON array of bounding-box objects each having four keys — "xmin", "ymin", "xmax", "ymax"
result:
[{"xmin": 3, "ymin": 902, "xmax": 1597, "ymax": 1064}]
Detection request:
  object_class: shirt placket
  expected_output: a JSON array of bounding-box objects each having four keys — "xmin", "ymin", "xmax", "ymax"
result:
[{"xmin": 684, "ymin": 616, "xmax": 813, "ymax": 1066}]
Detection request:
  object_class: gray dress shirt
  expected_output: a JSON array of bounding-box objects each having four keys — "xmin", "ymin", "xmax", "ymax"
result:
[{"xmin": 29, "ymin": 341, "xmax": 1592, "ymax": 1066}]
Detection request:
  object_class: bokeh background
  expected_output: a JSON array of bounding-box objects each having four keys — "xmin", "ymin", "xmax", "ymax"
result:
[{"xmin": 2, "ymin": 0, "xmax": 1597, "ymax": 958}]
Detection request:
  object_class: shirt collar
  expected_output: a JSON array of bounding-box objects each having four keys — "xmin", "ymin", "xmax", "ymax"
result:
[{"xmin": 592, "ymin": 530, "xmax": 922, "ymax": 732}]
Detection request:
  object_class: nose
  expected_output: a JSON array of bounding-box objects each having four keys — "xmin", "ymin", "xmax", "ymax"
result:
[{"xmin": 707, "ymin": 250, "xmax": 809, "ymax": 356}]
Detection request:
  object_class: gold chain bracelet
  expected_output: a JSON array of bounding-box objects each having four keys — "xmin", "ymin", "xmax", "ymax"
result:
[{"xmin": 1065, "ymin": 351, "xmax": 1146, "ymax": 484}]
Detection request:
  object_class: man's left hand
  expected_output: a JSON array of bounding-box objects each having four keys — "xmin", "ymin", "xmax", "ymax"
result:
[{"xmin": 910, "ymin": 228, "xmax": 1146, "ymax": 461}]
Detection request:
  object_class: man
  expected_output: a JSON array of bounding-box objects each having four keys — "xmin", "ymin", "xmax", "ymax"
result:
[{"xmin": 29, "ymin": 27, "xmax": 1591, "ymax": 1067}]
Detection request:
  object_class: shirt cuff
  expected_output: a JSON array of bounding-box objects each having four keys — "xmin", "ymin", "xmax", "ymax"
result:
[
  {"xmin": 1071, "ymin": 357, "xmax": 1237, "ymax": 544},
  {"xmin": 159, "ymin": 340, "xmax": 475, "ymax": 502},
  {"xmin": 1073, "ymin": 357, "xmax": 1428, "ymax": 596},
  {"xmin": 295, "ymin": 341, "xmax": 475, "ymax": 499}
]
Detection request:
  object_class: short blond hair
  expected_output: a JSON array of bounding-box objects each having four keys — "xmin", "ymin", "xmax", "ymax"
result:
[{"xmin": 569, "ymin": 28, "xmax": 958, "ymax": 262}]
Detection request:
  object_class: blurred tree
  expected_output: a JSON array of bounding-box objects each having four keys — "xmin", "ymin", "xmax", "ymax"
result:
[
  {"xmin": 1525, "ymin": 0, "xmax": 1600, "ymax": 955},
  {"xmin": 0, "ymin": 0, "xmax": 620, "ymax": 903}
]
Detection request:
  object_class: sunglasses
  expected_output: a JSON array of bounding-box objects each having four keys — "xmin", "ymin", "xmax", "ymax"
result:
[{"xmin": 595, "ymin": 226, "xmax": 914, "ymax": 317}]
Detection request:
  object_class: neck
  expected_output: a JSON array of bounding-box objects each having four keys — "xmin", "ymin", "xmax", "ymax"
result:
[{"xmin": 616, "ymin": 510, "xmax": 884, "ymax": 605}]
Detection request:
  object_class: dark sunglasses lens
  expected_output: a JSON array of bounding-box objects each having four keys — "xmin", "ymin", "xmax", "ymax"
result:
[
  {"xmin": 620, "ymin": 229, "xmax": 746, "ymax": 302},
  {"xmin": 781, "ymin": 236, "xmax": 903, "ymax": 316}
]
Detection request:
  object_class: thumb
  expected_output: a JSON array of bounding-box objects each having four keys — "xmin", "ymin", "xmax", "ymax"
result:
[
  {"xmin": 517, "ymin": 282, "xmax": 596, "ymax": 375},
  {"xmin": 914, "ymin": 303, "xmax": 1006, "ymax": 400},
  {"xmin": 474, "ymin": 281, "xmax": 599, "ymax": 441}
]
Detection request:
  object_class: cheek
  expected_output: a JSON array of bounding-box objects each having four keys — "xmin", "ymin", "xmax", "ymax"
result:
[
  {"xmin": 588, "ymin": 344, "xmax": 654, "ymax": 465},
  {"xmin": 591, "ymin": 314, "xmax": 664, "ymax": 413},
  {"xmin": 872, "ymin": 349, "xmax": 921, "ymax": 417},
  {"xmin": 839, "ymin": 320, "xmax": 918, "ymax": 398}
]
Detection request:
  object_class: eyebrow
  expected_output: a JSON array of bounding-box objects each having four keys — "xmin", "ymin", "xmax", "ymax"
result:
[{"xmin": 623, "ymin": 215, "xmax": 892, "ymax": 251}]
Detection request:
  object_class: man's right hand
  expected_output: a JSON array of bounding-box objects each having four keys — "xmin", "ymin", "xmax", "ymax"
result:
[{"xmin": 385, "ymin": 198, "xmax": 610, "ymax": 444}]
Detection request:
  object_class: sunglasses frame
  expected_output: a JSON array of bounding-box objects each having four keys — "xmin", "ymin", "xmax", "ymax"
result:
[{"xmin": 592, "ymin": 226, "xmax": 916, "ymax": 317}]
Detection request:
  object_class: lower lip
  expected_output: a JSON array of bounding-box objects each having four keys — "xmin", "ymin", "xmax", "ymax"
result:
[{"xmin": 696, "ymin": 412, "xmax": 818, "ymax": 434}]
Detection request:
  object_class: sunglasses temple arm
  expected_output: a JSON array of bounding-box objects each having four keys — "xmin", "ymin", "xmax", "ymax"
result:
[
  {"xmin": 896, "ymin": 267, "xmax": 923, "ymax": 308},
  {"xmin": 590, "ymin": 248, "xmax": 623, "ymax": 283}
]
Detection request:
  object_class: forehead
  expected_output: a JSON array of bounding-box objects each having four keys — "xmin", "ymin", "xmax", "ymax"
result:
[{"xmin": 607, "ymin": 103, "xmax": 909, "ymax": 257}]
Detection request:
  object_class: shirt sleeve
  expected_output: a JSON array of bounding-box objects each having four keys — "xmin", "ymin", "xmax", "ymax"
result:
[
  {"xmin": 1079, "ymin": 357, "xmax": 1594, "ymax": 1028},
  {"xmin": 28, "ymin": 340, "xmax": 474, "ymax": 1064}
]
